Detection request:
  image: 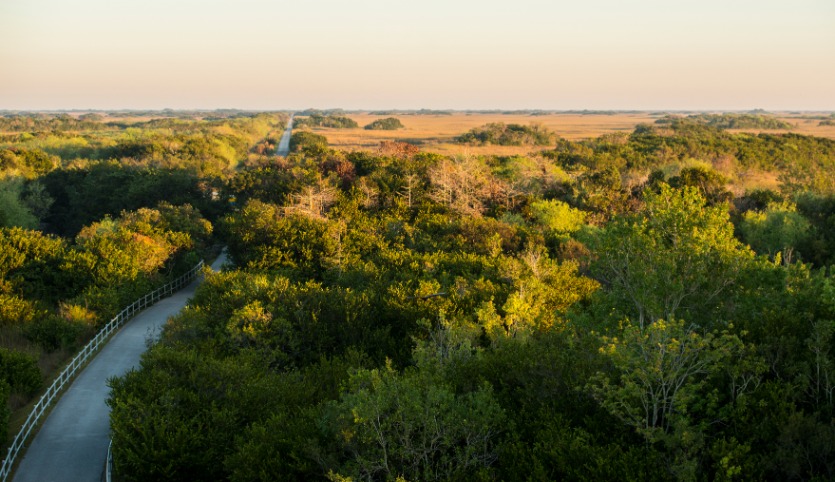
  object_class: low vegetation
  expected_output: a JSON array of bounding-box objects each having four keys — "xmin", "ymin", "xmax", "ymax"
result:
[
  {"xmin": 295, "ymin": 114, "xmax": 359, "ymax": 129},
  {"xmin": 364, "ymin": 117, "xmax": 404, "ymax": 130},
  {"xmin": 456, "ymin": 122, "xmax": 558, "ymax": 146},
  {"xmin": 657, "ymin": 113, "xmax": 795, "ymax": 130}
]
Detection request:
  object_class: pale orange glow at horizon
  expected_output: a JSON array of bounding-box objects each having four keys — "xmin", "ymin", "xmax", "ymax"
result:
[{"xmin": 1, "ymin": 0, "xmax": 833, "ymax": 110}]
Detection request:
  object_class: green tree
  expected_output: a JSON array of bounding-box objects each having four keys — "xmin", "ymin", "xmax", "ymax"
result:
[
  {"xmin": 0, "ymin": 178, "xmax": 38, "ymax": 229},
  {"xmin": 108, "ymin": 348, "xmax": 270, "ymax": 482},
  {"xmin": 326, "ymin": 362, "xmax": 505, "ymax": 481},
  {"xmin": 668, "ymin": 165, "xmax": 732, "ymax": 206},
  {"xmin": 590, "ymin": 319, "xmax": 764, "ymax": 480},
  {"xmin": 0, "ymin": 347, "xmax": 42, "ymax": 396},
  {"xmin": 529, "ymin": 199, "xmax": 587, "ymax": 238},
  {"xmin": 738, "ymin": 201, "xmax": 812, "ymax": 264},
  {"xmin": 289, "ymin": 131, "xmax": 329, "ymax": 156},
  {"xmin": 589, "ymin": 184, "xmax": 753, "ymax": 328}
]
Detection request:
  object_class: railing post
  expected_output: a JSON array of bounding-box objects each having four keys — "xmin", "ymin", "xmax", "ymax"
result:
[{"xmin": 105, "ymin": 440, "xmax": 113, "ymax": 482}]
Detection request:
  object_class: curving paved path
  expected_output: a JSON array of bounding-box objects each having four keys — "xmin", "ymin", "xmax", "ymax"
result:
[
  {"xmin": 276, "ymin": 114, "xmax": 294, "ymax": 157},
  {"xmin": 12, "ymin": 253, "xmax": 227, "ymax": 482}
]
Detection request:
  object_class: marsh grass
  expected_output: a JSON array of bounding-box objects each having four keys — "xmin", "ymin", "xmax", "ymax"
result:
[{"xmin": 314, "ymin": 113, "xmax": 835, "ymax": 157}]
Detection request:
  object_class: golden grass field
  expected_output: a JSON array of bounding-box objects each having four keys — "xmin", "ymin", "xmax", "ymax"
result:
[
  {"xmin": 303, "ymin": 112, "xmax": 835, "ymax": 157},
  {"xmin": 307, "ymin": 113, "xmax": 657, "ymax": 156}
]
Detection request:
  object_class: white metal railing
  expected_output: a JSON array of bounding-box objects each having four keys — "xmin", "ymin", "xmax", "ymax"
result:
[
  {"xmin": 0, "ymin": 260, "xmax": 204, "ymax": 481},
  {"xmin": 105, "ymin": 440, "xmax": 113, "ymax": 482}
]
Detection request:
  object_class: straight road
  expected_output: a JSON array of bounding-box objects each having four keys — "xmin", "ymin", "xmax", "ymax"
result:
[
  {"xmin": 276, "ymin": 114, "xmax": 294, "ymax": 157},
  {"xmin": 12, "ymin": 252, "xmax": 227, "ymax": 482}
]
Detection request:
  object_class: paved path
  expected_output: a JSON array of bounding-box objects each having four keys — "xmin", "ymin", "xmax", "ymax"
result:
[
  {"xmin": 12, "ymin": 253, "xmax": 227, "ymax": 482},
  {"xmin": 276, "ymin": 114, "xmax": 294, "ymax": 157}
]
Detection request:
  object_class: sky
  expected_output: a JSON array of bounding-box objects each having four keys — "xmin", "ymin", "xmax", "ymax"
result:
[{"xmin": 1, "ymin": 0, "xmax": 833, "ymax": 111}]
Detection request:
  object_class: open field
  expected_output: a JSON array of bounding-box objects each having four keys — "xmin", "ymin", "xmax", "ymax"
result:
[
  {"xmin": 304, "ymin": 113, "xmax": 659, "ymax": 156},
  {"xmin": 300, "ymin": 112, "xmax": 835, "ymax": 156}
]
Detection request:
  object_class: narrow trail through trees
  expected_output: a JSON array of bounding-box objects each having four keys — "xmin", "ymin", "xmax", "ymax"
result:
[{"xmin": 12, "ymin": 253, "xmax": 227, "ymax": 482}]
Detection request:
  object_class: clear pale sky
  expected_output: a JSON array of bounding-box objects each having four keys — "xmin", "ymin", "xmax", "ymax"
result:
[{"xmin": 1, "ymin": 0, "xmax": 833, "ymax": 110}]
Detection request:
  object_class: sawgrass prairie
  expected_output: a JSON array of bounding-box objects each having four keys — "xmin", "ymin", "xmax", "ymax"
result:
[
  {"xmin": 305, "ymin": 113, "xmax": 655, "ymax": 156},
  {"xmin": 302, "ymin": 112, "xmax": 835, "ymax": 156}
]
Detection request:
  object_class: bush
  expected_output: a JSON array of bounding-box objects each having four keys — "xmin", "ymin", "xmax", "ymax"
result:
[
  {"xmin": 456, "ymin": 123, "xmax": 557, "ymax": 146},
  {"xmin": 289, "ymin": 131, "xmax": 329, "ymax": 156},
  {"xmin": 364, "ymin": 117, "xmax": 404, "ymax": 130},
  {"xmin": 24, "ymin": 316, "xmax": 84, "ymax": 352},
  {"xmin": 0, "ymin": 380, "xmax": 9, "ymax": 441},
  {"xmin": 0, "ymin": 348, "xmax": 42, "ymax": 396},
  {"xmin": 326, "ymin": 365, "xmax": 506, "ymax": 481}
]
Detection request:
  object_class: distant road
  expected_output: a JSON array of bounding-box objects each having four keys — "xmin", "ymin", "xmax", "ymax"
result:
[
  {"xmin": 276, "ymin": 114, "xmax": 294, "ymax": 157},
  {"xmin": 12, "ymin": 252, "xmax": 228, "ymax": 482}
]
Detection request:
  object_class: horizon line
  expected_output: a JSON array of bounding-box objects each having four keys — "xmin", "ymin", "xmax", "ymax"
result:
[{"xmin": 2, "ymin": 108, "xmax": 835, "ymax": 114}]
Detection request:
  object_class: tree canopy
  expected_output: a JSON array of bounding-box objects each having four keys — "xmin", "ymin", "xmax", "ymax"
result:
[{"xmin": 4, "ymin": 110, "xmax": 835, "ymax": 481}]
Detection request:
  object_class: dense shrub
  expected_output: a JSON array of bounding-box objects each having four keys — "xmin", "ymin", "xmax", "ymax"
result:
[
  {"xmin": 364, "ymin": 117, "xmax": 404, "ymax": 130},
  {"xmin": 657, "ymin": 113, "xmax": 795, "ymax": 130},
  {"xmin": 0, "ymin": 348, "xmax": 41, "ymax": 396},
  {"xmin": 295, "ymin": 114, "xmax": 358, "ymax": 129},
  {"xmin": 456, "ymin": 122, "xmax": 557, "ymax": 146}
]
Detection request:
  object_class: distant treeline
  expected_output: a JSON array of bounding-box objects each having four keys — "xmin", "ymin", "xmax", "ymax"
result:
[
  {"xmin": 0, "ymin": 113, "xmax": 284, "ymax": 179},
  {"xmin": 294, "ymin": 114, "xmax": 358, "ymax": 129},
  {"xmin": 658, "ymin": 113, "xmax": 795, "ymax": 130},
  {"xmin": 368, "ymin": 109, "xmax": 453, "ymax": 116},
  {"xmin": 0, "ymin": 114, "xmax": 118, "ymax": 133},
  {"xmin": 0, "ymin": 111, "xmax": 285, "ymax": 133}
]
